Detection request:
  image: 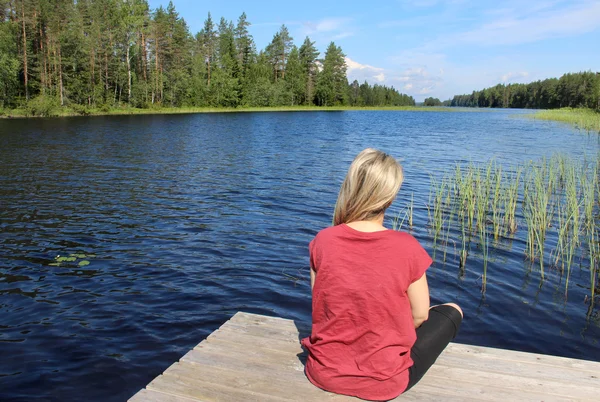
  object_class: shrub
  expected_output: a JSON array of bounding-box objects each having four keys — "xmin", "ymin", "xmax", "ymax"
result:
[
  {"xmin": 25, "ymin": 95, "xmax": 60, "ymax": 117},
  {"xmin": 70, "ymin": 103, "xmax": 92, "ymax": 116},
  {"xmin": 97, "ymin": 103, "xmax": 111, "ymax": 113}
]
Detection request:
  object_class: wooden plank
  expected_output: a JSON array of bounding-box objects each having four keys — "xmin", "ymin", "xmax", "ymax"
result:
[
  {"xmin": 444, "ymin": 343, "xmax": 600, "ymax": 373},
  {"xmin": 206, "ymin": 328, "xmax": 304, "ymax": 354},
  {"xmin": 231, "ymin": 312, "xmax": 302, "ymax": 328},
  {"xmin": 216, "ymin": 322, "xmax": 303, "ymax": 342},
  {"xmin": 129, "ymin": 389, "xmax": 202, "ymax": 402},
  {"xmin": 166, "ymin": 360, "xmax": 481, "ymax": 402},
  {"xmin": 230, "ymin": 312, "xmax": 311, "ymax": 334},
  {"xmin": 435, "ymin": 352, "xmax": 600, "ymax": 388},
  {"xmin": 423, "ymin": 364, "xmax": 599, "ymax": 400},
  {"xmin": 405, "ymin": 375, "xmax": 585, "ymax": 402},
  {"xmin": 163, "ymin": 361, "xmax": 348, "ymax": 401},
  {"xmin": 181, "ymin": 348, "xmax": 308, "ymax": 385},
  {"xmin": 181, "ymin": 346, "xmax": 305, "ymax": 378},
  {"xmin": 147, "ymin": 373, "xmax": 287, "ymax": 402}
]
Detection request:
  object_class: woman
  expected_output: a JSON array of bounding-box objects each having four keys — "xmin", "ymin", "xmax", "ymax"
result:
[{"xmin": 301, "ymin": 148, "xmax": 463, "ymax": 401}]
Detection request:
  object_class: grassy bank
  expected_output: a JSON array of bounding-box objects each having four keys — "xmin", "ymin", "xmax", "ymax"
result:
[
  {"xmin": 0, "ymin": 105, "xmax": 463, "ymax": 119},
  {"xmin": 530, "ymin": 108, "xmax": 600, "ymax": 133}
]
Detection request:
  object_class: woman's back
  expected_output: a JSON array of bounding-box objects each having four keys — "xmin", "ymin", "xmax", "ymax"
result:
[
  {"xmin": 302, "ymin": 148, "xmax": 462, "ymax": 400},
  {"xmin": 301, "ymin": 223, "xmax": 431, "ymax": 401}
]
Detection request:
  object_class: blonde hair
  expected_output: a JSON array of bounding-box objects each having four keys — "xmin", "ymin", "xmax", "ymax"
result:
[{"xmin": 333, "ymin": 148, "xmax": 404, "ymax": 225}]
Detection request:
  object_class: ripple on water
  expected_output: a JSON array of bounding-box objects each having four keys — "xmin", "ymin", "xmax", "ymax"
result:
[{"xmin": 0, "ymin": 110, "xmax": 599, "ymax": 401}]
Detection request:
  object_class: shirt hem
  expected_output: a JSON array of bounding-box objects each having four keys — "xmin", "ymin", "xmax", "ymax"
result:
[{"xmin": 304, "ymin": 366, "xmax": 407, "ymax": 402}]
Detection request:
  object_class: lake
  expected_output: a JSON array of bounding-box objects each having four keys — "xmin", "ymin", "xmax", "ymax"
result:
[{"xmin": 1, "ymin": 110, "xmax": 599, "ymax": 401}]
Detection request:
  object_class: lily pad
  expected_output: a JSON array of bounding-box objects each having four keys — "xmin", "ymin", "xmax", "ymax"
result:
[
  {"xmin": 71, "ymin": 254, "xmax": 88, "ymax": 259},
  {"xmin": 78, "ymin": 260, "xmax": 90, "ymax": 267},
  {"xmin": 48, "ymin": 262, "xmax": 61, "ymax": 266},
  {"xmin": 56, "ymin": 256, "xmax": 70, "ymax": 262}
]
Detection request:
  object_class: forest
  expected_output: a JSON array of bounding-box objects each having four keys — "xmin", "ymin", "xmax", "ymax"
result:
[
  {"xmin": 449, "ymin": 71, "xmax": 600, "ymax": 110},
  {"xmin": 0, "ymin": 0, "xmax": 415, "ymax": 115}
]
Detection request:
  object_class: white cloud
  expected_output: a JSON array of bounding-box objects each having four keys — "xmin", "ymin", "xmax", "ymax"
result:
[
  {"xmin": 345, "ymin": 57, "xmax": 384, "ymax": 72},
  {"xmin": 441, "ymin": 1, "xmax": 600, "ymax": 46},
  {"xmin": 291, "ymin": 17, "xmax": 356, "ymax": 45},
  {"xmin": 346, "ymin": 56, "xmax": 444, "ymax": 98},
  {"xmin": 313, "ymin": 18, "xmax": 349, "ymax": 33},
  {"xmin": 374, "ymin": 73, "xmax": 386, "ymax": 82},
  {"xmin": 301, "ymin": 17, "xmax": 354, "ymax": 37},
  {"xmin": 333, "ymin": 32, "xmax": 354, "ymax": 40},
  {"xmin": 500, "ymin": 71, "xmax": 530, "ymax": 83},
  {"xmin": 390, "ymin": 66, "xmax": 443, "ymax": 96},
  {"xmin": 346, "ymin": 57, "xmax": 388, "ymax": 84}
]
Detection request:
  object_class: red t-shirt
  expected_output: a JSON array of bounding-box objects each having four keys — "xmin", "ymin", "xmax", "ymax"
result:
[{"xmin": 301, "ymin": 223, "xmax": 432, "ymax": 401}]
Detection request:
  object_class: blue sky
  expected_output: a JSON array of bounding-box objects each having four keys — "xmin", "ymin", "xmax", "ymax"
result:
[{"xmin": 148, "ymin": 0, "xmax": 600, "ymax": 101}]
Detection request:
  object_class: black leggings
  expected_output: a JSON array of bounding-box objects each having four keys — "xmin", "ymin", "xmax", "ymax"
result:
[{"xmin": 403, "ymin": 304, "xmax": 463, "ymax": 392}]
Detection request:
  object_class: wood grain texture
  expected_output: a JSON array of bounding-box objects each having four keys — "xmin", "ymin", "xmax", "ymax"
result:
[{"xmin": 128, "ymin": 312, "xmax": 600, "ymax": 401}]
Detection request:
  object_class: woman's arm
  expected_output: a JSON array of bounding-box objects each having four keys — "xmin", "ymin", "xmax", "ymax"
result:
[
  {"xmin": 310, "ymin": 267, "xmax": 316, "ymax": 291},
  {"xmin": 407, "ymin": 273, "xmax": 430, "ymax": 328}
]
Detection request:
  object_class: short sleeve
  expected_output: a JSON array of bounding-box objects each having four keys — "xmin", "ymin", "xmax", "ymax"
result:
[{"xmin": 409, "ymin": 237, "xmax": 432, "ymax": 284}]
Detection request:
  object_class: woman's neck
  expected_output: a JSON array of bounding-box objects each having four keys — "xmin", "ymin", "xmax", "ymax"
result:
[{"xmin": 345, "ymin": 215, "xmax": 387, "ymax": 232}]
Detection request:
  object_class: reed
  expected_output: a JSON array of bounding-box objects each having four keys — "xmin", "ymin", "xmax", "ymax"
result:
[
  {"xmin": 475, "ymin": 167, "xmax": 490, "ymax": 292},
  {"xmin": 424, "ymin": 153, "xmax": 600, "ymax": 301},
  {"xmin": 524, "ymin": 162, "xmax": 552, "ymax": 278},
  {"xmin": 429, "ymin": 177, "xmax": 448, "ymax": 253},
  {"xmin": 491, "ymin": 163, "xmax": 503, "ymax": 240},
  {"xmin": 503, "ymin": 167, "xmax": 521, "ymax": 234},
  {"xmin": 392, "ymin": 192, "xmax": 415, "ymax": 231},
  {"xmin": 530, "ymin": 108, "xmax": 600, "ymax": 133}
]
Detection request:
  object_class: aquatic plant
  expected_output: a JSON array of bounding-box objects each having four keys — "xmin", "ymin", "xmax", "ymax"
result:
[
  {"xmin": 531, "ymin": 108, "xmax": 600, "ymax": 133},
  {"xmin": 393, "ymin": 193, "xmax": 415, "ymax": 231},
  {"xmin": 424, "ymin": 153, "xmax": 600, "ymax": 302},
  {"xmin": 49, "ymin": 253, "xmax": 95, "ymax": 267}
]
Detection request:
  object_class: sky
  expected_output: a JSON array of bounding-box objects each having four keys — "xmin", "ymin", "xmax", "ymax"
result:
[{"xmin": 148, "ymin": 0, "xmax": 600, "ymax": 101}]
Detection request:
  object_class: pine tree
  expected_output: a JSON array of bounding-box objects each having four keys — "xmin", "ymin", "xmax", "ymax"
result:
[
  {"xmin": 0, "ymin": 7, "xmax": 19, "ymax": 107},
  {"xmin": 234, "ymin": 12, "xmax": 255, "ymax": 105},
  {"xmin": 298, "ymin": 36, "xmax": 319, "ymax": 105},
  {"xmin": 120, "ymin": 0, "xmax": 148, "ymax": 105},
  {"xmin": 245, "ymin": 51, "xmax": 273, "ymax": 106},
  {"xmin": 201, "ymin": 12, "xmax": 216, "ymax": 88},
  {"xmin": 284, "ymin": 46, "xmax": 303, "ymax": 105},
  {"xmin": 315, "ymin": 42, "xmax": 347, "ymax": 106},
  {"xmin": 265, "ymin": 24, "xmax": 293, "ymax": 82},
  {"xmin": 212, "ymin": 17, "xmax": 239, "ymax": 107}
]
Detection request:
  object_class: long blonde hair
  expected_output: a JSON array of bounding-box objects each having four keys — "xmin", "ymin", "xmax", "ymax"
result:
[{"xmin": 333, "ymin": 148, "xmax": 404, "ymax": 225}]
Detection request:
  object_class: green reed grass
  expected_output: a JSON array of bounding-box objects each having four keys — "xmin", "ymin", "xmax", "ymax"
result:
[
  {"xmin": 530, "ymin": 108, "xmax": 600, "ymax": 133},
  {"xmin": 426, "ymin": 153, "xmax": 600, "ymax": 302},
  {"xmin": 393, "ymin": 192, "xmax": 415, "ymax": 231}
]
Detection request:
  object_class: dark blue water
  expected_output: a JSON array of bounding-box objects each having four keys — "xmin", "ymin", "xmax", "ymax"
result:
[{"xmin": 1, "ymin": 110, "xmax": 599, "ymax": 401}]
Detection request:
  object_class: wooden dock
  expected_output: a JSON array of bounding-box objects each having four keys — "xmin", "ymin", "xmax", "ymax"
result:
[{"xmin": 129, "ymin": 312, "xmax": 600, "ymax": 401}]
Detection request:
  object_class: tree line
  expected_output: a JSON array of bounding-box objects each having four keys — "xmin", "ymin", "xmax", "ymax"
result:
[
  {"xmin": 0, "ymin": 0, "xmax": 414, "ymax": 112},
  {"xmin": 449, "ymin": 71, "xmax": 600, "ymax": 110},
  {"xmin": 423, "ymin": 97, "xmax": 442, "ymax": 106}
]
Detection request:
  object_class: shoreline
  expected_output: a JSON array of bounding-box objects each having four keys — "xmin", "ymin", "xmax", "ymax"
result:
[
  {"xmin": 0, "ymin": 105, "xmax": 469, "ymax": 119},
  {"xmin": 2, "ymin": 106, "xmax": 597, "ymax": 134}
]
